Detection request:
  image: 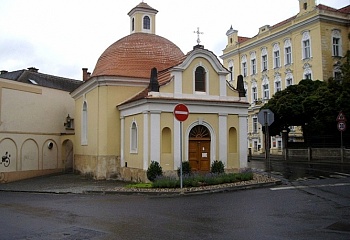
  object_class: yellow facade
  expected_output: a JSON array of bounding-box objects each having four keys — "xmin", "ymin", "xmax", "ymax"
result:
[
  {"xmin": 0, "ymin": 77, "xmax": 76, "ymax": 182},
  {"xmin": 221, "ymin": 0, "xmax": 350, "ymax": 154}
]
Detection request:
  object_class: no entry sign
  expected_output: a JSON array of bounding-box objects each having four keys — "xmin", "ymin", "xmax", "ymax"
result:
[{"xmin": 174, "ymin": 104, "xmax": 189, "ymax": 122}]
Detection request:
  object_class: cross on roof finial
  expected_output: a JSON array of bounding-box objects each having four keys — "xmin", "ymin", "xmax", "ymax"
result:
[{"xmin": 193, "ymin": 27, "xmax": 204, "ymax": 45}]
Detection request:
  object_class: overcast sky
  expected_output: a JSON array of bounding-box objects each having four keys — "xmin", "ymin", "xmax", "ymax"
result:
[{"xmin": 1, "ymin": 0, "xmax": 348, "ymax": 80}]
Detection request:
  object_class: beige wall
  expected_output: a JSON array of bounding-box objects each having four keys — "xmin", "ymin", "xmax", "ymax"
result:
[{"xmin": 0, "ymin": 78, "xmax": 76, "ymax": 182}]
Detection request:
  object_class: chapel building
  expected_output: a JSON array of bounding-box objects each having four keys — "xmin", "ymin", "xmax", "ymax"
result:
[{"xmin": 71, "ymin": 2, "xmax": 249, "ymax": 181}]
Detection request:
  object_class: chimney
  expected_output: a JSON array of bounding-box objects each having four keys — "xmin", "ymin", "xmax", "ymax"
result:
[
  {"xmin": 82, "ymin": 68, "xmax": 89, "ymax": 81},
  {"xmin": 0, "ymin": 70, "xmax": 8, "ymax": 74},
  {"xmin": 28, "ymin": 67, "xmax": 39, "ymax": 73}
]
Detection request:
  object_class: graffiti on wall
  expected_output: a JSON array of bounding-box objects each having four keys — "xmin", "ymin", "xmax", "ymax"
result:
[{"xmin": 1, "ymin": 152, "xmax": 11, "ymax": 167}]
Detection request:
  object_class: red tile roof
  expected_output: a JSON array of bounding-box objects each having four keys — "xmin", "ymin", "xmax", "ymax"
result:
[{"xmin": 91, "ymin": 33, "xmax": 184, "ymax": 79}]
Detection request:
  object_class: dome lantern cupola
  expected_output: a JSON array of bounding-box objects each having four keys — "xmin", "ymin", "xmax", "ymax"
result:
[{"xmin": 128, "ymin": 2, "xmax": 158, "ymax": 34}]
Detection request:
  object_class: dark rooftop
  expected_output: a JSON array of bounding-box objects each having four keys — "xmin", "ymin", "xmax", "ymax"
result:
[{"xmin": 0, "ymin": 68, "xmax": 82, "ymax": 92}]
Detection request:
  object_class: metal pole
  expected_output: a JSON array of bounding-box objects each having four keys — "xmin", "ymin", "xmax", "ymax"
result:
[
  {"xmin": 341, "ymin": 131, "xmax": 344, "ymax": 163},
  {"xmin": 180, "ymin": 121, "xmax": 183, "ymax": 189},
  {"xmin": 264, "ymin": 112, "xmax": 270, "ymax": 178}
]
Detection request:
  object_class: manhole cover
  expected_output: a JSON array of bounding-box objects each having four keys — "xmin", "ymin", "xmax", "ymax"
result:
[{"xmin": 326, "ymin": 221, "xmax": 350, "ymax": 232}]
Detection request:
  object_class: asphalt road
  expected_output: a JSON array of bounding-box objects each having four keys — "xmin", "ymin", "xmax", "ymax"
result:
[{"xmin": 0, "ymin": 176, "xmax": 349, "ymax": 239}]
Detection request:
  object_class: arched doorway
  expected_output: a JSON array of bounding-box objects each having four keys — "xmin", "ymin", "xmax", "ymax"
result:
[
  {"xmin": 62, "ymin": 140, "xmax": 74, "ymax": 173},
  {"xmin": 188, "ymin": 125, "xmax": 211, "ymax": 172}
]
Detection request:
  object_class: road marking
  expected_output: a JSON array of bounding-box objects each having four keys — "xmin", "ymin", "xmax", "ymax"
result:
[{"xmin": 270, "ymin": 182, "xmax": 350, "ymax": 191}]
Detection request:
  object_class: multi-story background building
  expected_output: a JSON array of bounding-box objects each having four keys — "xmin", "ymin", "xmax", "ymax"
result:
[{"xmin": 221, "ymin": 0, "xmax": 350, "ymax": 155}]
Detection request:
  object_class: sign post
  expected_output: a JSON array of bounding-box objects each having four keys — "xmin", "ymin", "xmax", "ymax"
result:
[
  {"xmin": 174, "ymin": 104, "xmax": 189, "ymax": 189},
  {"xmin": 336, "ymin": 111, "xmax": 347, "ymax": 163},
  {"xmin": 258, "ymin": 109, "xmax": 274, "ymax": 178}
]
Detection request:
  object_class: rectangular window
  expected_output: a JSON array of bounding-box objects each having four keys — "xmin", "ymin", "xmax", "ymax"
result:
[
  {"xmin": 263, "ymin": 84, "xmax": 269, "ymax": 99},
  {"xmin": 275, "ymin": 81, "xmax": 281, "ymax": 92},
  {"xmin": 252, "ymin": 87, "xmax": 257, "ymax": 101},
  {"xmin": 333, "ymin": 37, "xmax": 340, "ymax": 56},
  {"xmin": 253, "ymin": 117, "xmax": 258, "ymax": 133},
  {"xmin": 229, "ymin": 66, "xmax": 233, "ymax": 81},
  {"xmin": 303, "ymin": 40, "xmax": 310, "ymax": 59},
  {"xmin": 286, "ymin": 78, "xmax": 292, "ymax": 87},
  {"xmin": 285, "ymin": 47, "xmax": 292, "ymax": 65},
  {"xmin": 251, "ymin": 59, "xmax": 256, "ymax": 75},
  {"xmin": 262, "ymin": 55, "xmax": 267, "ymax": 71},
  {"xmin": 274, "ymin": 51, "xmax": 280, "ymax": 68},
  {"xmin": 305, "ymin": 73, "xmax": 312, "ymax": 80},
  {"xmin": 242, "ymin": 62, "xmax": 247, "ymax": 77}
]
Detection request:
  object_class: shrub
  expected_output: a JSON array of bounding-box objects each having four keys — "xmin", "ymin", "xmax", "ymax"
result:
[
  {"xmin": 210, "ymin": 160, "xmax": 225, "ymax": 174},
  {"xmin": 147, "ymin": 161, "xmax": 163, "ymax": 182},
  {"xmin": 177, "ymin": 161, "xmax": 192, "ymax": 176}
]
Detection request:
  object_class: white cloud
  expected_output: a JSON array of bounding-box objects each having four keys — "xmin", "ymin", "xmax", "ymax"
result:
[{"xmin": 0, "ymin": 0, "xmax": 348, "ymax": 80}]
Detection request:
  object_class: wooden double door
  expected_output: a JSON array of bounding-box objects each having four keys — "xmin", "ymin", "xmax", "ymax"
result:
[{"xmin": 189, "ymin": 140, "xmax": 211, "ymax": 172}]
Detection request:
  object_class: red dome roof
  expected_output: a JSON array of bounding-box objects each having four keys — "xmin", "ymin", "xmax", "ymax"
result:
[{"xmin": 91, "ymin": 33, "xmax": 185, "ymax": 78}]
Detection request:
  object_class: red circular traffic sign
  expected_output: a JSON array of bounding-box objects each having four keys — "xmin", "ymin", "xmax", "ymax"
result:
[
  {"xmin": 174, "ymin": 104, "xmax": 189, "ymax": 122},
  {"xmin": 337, "ymin": 121, "xmax": 346, "ymax": 132}
]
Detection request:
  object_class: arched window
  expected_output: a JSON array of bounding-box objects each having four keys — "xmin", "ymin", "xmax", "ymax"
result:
[
  {"xmin": 81, "ymin": 101, "xmax": 88, "ymax": 145},
  {"xmin": 162, "ymin": 127, "xmax": 171, "ymax": 153},
  {"xmin": 131, "ymin": 18, "xmax": 135, "ymax": 31},
  {"xmin": 228, "ymin": 60, "xmax": 234, "ymax": 82},
  {"xmin": 195, "ymin": 66, "xmax": 206, "ymax": 92},
  {"xmin": 143, "ymin": 16, "xmax": 150, "ymax": 30},
  {"xmin": 130, "ymin": 121, "xmax": 138, "ymax": 152}
]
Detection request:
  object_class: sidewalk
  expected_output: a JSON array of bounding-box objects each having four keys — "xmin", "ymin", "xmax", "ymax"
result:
[
  {"xmin": 0, "ymin": 171, "xmax": 282, "ymax": 196},
  {"xmin": 0, "ymin": 173, "xmax": 128, "ymax": 194}
]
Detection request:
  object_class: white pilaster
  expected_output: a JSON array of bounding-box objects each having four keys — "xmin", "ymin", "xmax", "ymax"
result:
[
  {"xmin": 219, "ymin": 75, "xmax": 227, "ymax": 97},
  {"xmin": 219, "ymin": 113, "xmax": 228, "ymax": 166},
  {"xmin": 239, "ymin": 114, "xmax": 248, "ymax": 168},
  {"xmin": 173, "ymin": 72, "xmax": 183, "ymax": 98},
  {"xmin": 150, "ymin": 111, "xmax": 161, "ymax": 164},
  {"xmin": 143, "ymin": 111, "xmax": 149, "ymax": 170},
  {"xmin": 120, "ymin": 116, "xmax": 125, "ymax": 167},
  {"xmin": 173, "ymin": 118, "xmax": 181, "ymax": 169}
]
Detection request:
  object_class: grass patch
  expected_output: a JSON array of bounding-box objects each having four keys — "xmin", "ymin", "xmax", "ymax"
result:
[{"xmin": 125, "ymin": 183, "xmax": 152, "ymax": 188}]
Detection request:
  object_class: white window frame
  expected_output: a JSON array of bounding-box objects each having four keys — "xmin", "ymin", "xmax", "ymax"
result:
[
  {"xmin": 241, "ymin": 55, "xmax": 247, "ymax": 77},
  {"xmin": 262, "ymin": 77, "xmax": 269, "ymax": 100},
  {"xmin": 251, "ymin": 81, "xmax": 258, "ymax": 102},
  {"xmin": 303, "ymin": 65, "xmax": 312, "ymax": 80},
  {"xmin": 130, "ymin": 121, "xmax": 138, "ymax": 153},
  {"xmin": 250, "ymin": 52, "xmax": 257, "ymax": 75},
  {"xmin": 273, "ymin": 43, "xmax": 281, "ymax": 68},
  {"xmin": 142, "ymin": 15, "xmax": 151, "ymax": 33},
  {"xmin": 302, "ymin": 31, "xmax": 312, "ymax": 59},
  {"xmin": 332, "ymin": 30, "xmax": 342, "ymax": 57},
  {"xmin": 252, "ymin": 117, "xmax": 258, "ymax": 133},
  {"xmin": 228, "ymin": 60, "xmax": 234, "ymax": 82},
  {"xmin": 284, "ymin": 39, "xmax": 292, "ymax": 65},
  {"xmin": 286, "ymin": 72, "xmax": 293, "ymax": 87},
  {"xmin": 274, "ymin": 76, "xmax": 282, "ymax": 93},
  {"xmin": 261, "ymin": 47, "xmax": 268, "ymax": 71},
  {"xmin": 193, "ymin": 64, "xmax": 209, "ymax": 95},
  {"xmin": 81, "ymin": 101, "xmax": 88, "ymax": 145}
]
